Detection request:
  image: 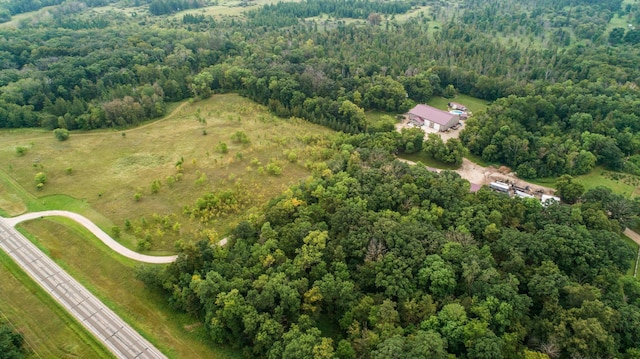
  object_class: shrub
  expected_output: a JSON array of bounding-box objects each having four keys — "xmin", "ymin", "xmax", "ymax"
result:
[
  {"xmin": 285, "ymin": 150, "xmax": 298, "ymax": 163},
  {"xmin": 266, "ymin": 161, "xmax": 282, "ymax": 176},
  {"xmin": 34, "ymin": 172, "xmax": 47, "ymax": 185},
  {"xmin": 231, "ymin": 131, "xmax": 250, "ymax": 144},
  {"xmin": 216, "ymin": 142, "xmax": 229, "ymax": 154},
  {"xmin": 195, "ymin": 172, "xmax": 208, "ymax": 185},
  {"xmin": 150, "ymin": 179, "xmax": 161, "ymax": 194},
  {"xmin": 15, "ymin": 146, "xmax": 27, "ymax": 156},
  {"xmin": 53, "ymin": 128, "xmax": 69, "ymax": 141}
]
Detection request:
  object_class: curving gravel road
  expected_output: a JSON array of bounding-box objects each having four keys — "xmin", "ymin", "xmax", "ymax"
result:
[{"xmin": 4, "ymin": 210, "xmax": 177, "ymax": 264}]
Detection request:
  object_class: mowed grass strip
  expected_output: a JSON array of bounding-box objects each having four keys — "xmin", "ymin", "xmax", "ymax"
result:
[
  {"xmin": 17, "ymin": 218, "xmax": 242, "ymax": 359},
  {"xmin": 0, "ymin": 94, "xmax": 334, "ymax": 252},
  {"xmin": 0, "ymin": 250, "xmax": 114, "ymax": 358}
]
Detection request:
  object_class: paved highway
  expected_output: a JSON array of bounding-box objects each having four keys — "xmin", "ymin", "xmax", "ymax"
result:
[{"xmin": 0, "ymin": 217, "xmax": 167, "ymax": 359}]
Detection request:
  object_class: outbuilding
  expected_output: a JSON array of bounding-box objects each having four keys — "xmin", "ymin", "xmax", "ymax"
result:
[{"xmin": 407, "ymin": 104, "xmax": 460, "ymax": 132}]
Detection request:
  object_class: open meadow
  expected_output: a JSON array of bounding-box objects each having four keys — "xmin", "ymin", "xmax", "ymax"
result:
[{"xmin": 0, "ymin": 94, "xmax": 334, "ymax": 253}]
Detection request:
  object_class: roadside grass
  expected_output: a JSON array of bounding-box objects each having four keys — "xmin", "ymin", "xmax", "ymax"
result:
[
  {"xmin": 0, "ymin": 94, "xmax": 334, "ymax": 253},
  {"xmin": 17, "ymin": 218, "xmax": 242, "ymax": 359},
  {"xmin": 0, "ymin": 171, "xmax": 29, "ymax": 216},
  {"xmin": 398, "ymin": 151, "xmax": 460, "ymax": 170},
  {"xmin": 464, "ymin": 152, "xmax": 499, "ymax": 168},
  {"xmin": 524, "ymin": 177, "xmax": 558, "ymax": 189},
  {"xmin": 0, "ymin": 250, "xmax": 114, "ymax": 358}
]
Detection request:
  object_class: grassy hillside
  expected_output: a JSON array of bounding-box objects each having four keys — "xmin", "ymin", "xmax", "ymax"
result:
[{"xmin": 0, "ymin": 94, "xmax": 334, "ymax": 253}]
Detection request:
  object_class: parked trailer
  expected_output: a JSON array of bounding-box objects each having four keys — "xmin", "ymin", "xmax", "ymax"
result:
[
  {"xmin": 541, "ymin": 194, "xmax": 561, "ymax": 206},
  {"xmin": 489, "ymin": 182, "xmax": 510, "ymax": 193},
  {"xmin": 513, "ymin": 185, "xmax": 530, "ymax": 192},
  {"xmin": 515, "ymin": 190, "xmax": 534, "ymax": 199}
]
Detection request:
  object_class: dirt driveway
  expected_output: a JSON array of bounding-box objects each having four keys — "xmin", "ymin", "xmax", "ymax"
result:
[{"xmin": 455, "ymin": 159, "xmax": 555, "ymax": 194}]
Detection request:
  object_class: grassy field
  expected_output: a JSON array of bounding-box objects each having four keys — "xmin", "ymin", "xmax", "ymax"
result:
[
  {"xmin": 16, "ymin": 218, "xmax": 242, "ymax": 359},
  {"xmin": 510, "ymin": 168, "xmax": 640, "ymax": 199},
  {"xmin": 174, "ymin": 0, "xmax": 302, "ymax": 18},
  {"xmin": 574, "ymin": 168, "xmax": 640, "ymax": 199},
  {"xmin": 0, "ymin": 250, "xmax": 114, "ymax": 358},
  {"xmin": 0, "ymin": 94, "xmax": 334, "ymax": 253},
  {"xmin": 0, "ymin": 5, "xmax": 58, "ymax": 29},
  {"xmin": 427, "ymin": 94, "xmax": 490, "ymax": 114}
]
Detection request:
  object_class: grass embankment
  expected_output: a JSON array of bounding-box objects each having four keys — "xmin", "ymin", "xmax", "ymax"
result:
[
  {"xmin": 16, "ymin": 218, "xmax": 242, "ymax": 359},
  {"xmin": 0, "ymin": 250, "xmax": 114, "ymax": 358},
  {"xmin": 621, "ymin": 234, "xmax": 640, "ymax": 277},
  {"xmin": 0, "ymin": 94, "xmax": 334, "ymax": 253}
]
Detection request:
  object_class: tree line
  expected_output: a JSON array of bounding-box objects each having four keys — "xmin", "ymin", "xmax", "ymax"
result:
[{"xmin": 1, "ymin": 0, "xmax": 639, "ymax": 170}]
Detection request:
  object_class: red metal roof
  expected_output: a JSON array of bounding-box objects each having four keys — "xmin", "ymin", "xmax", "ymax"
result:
[
  {"xmin": 408, "ymin": 104, "xmax": 457, "ymax": 126},
  {"xmin": 469, "ymin": 183, "xmax": 482, "ymax": 192}
]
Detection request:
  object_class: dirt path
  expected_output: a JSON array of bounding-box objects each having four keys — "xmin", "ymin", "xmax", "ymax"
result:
[{"xmin": 625, "ymin": 228, "xmax": 640, "ymax": 246}]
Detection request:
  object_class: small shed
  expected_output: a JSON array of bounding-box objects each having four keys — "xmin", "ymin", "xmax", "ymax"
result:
[{"xmin": 407, "ymin": 104, "xmax": 460, "ymax": 132}]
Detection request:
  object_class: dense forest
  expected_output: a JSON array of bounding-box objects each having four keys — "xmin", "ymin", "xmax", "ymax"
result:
[
  {"xmin": 139, "ymin": 139, "xmax": 640, "ymax": 358},
  {"xmin": 0, "ymin": 320, "xmax": 26, "ymax": 358}
]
